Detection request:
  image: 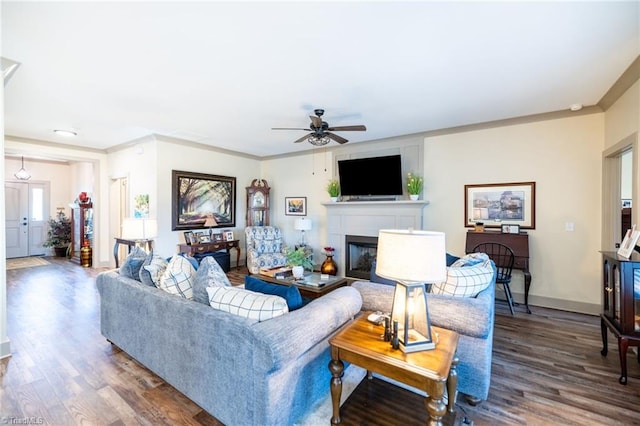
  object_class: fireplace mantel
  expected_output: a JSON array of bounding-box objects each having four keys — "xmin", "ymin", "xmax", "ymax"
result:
[{"xmin": 322, "ymin": 200, "xmax": 429, "ymax": 279}]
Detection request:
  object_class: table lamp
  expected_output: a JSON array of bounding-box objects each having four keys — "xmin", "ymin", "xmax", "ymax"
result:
[
  {"xmin": 375, "ymin": 229, "xmax": 446, "ymax": 353},
  {"xmin": 294, "ymin": 218, "xmax": 312, "ymax": 247},
  {"xmin": 122, "ymin": 218, "xmax": 158, "ymax": 252},
  {"xmin": 204, "ymin": 216, "xmax": 218, "ymax": 238}
]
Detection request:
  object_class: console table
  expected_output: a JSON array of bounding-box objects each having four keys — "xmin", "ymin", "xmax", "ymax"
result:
[
  {"xmin": 178, "ymin": 240, "xmax": 241, "ymax": 269},
  {"xmin": 465, "ymin": 230, "xmax": 532, "ymax": 313}
]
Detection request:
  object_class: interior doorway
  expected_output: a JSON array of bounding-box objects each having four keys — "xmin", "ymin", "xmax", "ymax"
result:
[{"xmin": 5, "ymin": 181, "xmax": 50, "ymax": 258}]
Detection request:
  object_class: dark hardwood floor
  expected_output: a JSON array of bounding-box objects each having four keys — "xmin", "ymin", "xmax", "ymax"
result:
[{"xmin": 2, "ymin": 257, "xmax": 640, "ymax": 425}]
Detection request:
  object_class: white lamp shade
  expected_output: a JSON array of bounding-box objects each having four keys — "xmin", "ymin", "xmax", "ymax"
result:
[
  {"xmin": 294, "ymin": 218, "xmax": 312, "ymax": 231},
  {"xmin": 375, "ymin": 229, "xmax": 446, "ymax": 283},
  {"xmin": 122, "ymin": 218, "xmax": 158, "ymax": 240}
]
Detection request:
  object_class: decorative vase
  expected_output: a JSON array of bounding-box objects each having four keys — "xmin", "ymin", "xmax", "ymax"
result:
[
  {"xmin": 409, "ymin": 194, "xmax": 419, "ymax": 201},
  {"xmin": 292, "ymin": 265, "xmax": 305, "ymax": 279},
  {"xmin": 331, "ymin": 197, "xmax": 339, "ymax": 202},
  {"xmin": 321, "ymin": 254, "xmax": 338, "ymax": 276}
]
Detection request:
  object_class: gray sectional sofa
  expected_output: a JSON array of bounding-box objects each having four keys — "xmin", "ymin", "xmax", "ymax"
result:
[{"xmin": 96, "ymin": 270, "xmax": 362, "ymax": 425}]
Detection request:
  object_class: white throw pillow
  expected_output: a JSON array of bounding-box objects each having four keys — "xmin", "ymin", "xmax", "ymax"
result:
[
  {"xmin": 431, "ymin": 259, "xmax": 494, "ymax": 297},
  {"xmin": 158, "ymin": 255, "xmax": 196, "ymax": 299},
  {"xmin": 206, "ymin": 286, "xmax": 288, "ymax": 322}
]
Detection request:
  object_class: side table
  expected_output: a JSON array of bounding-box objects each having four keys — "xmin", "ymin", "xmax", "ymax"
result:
[
  {"xmin": 177, "ymin": 240, "xmax": 241, "ymax": 269},
  {"xmin": 329, "ymin": 313, "xmax": 459, "ymax": 426}
]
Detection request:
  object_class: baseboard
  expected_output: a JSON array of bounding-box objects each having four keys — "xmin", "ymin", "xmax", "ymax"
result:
[
  {"xmin": 0, "ymin": 338, "xmax": 11, "ymax": 360},
  {"xmin": 511, "ymin": 291, "xmax": 600, "ymax": 315}
]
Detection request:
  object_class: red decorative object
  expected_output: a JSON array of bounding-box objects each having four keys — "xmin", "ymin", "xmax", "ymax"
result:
[{"xmin": 79, "ymin": 192, "xmax": 89, "ymax": 202}]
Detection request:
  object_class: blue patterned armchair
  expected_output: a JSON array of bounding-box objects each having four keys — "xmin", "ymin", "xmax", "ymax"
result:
[{"xmin": 245, "ymin": 226, "xmax": 288, "ymax": 274}]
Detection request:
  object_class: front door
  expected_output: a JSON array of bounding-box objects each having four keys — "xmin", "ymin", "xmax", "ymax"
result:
[{"xmin": 6, "ymin": 182, "xmax": 29, "ymax": 258}]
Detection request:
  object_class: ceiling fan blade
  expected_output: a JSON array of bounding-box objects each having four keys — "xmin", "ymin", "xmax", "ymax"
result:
[
  {"xmin": 294, "ymin": 134, "xmax": 312, "ymax": 143},
  {"xmin": 272, "ymin": 127, "xmax": 312, "ymax": 131},
  {"xmin": 326, "ymin": 132, "xmax": 349, "ymax": 144},
  {"xmin": 327, "ymin": 125, "xmax": 367, "ymax": 131},
  {"xmin": 309, "ymin": 115, "xmax": 323, "ymax": 128}
]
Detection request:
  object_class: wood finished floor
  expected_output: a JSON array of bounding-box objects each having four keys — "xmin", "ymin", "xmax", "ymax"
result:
[{"xmin": 2, "ymin": 257, "xmax": 640, "ymax": 425}]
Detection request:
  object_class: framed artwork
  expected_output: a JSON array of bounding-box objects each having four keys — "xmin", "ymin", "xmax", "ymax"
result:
[
  {"xmin": 465, "ymin": 182, "xmax": 536, "ymax": 229},
  {"xmin": 501, "ymin": 224, "xmax": 520, "ymax": 234},
  {"xmin": 199, "ymin": 234, "xmax": 211, "ymax": 243},
  {"xmin": 224, "ymin": 231, "xmax": 234, "ymax": 241},
  {"xmin": 285, "ymin": 197, "xmax": 307, "ymax": 216},
  {"xmin": 183, "ymin": 231, "xmax": 194, "ymax": 245},
  {"xmin": 213, "ymin": 232, "xmax": 224, "ymax": 242},
  {"xmin": 172, "ymin": 170, "xmax": 236, "ymax": 230}
]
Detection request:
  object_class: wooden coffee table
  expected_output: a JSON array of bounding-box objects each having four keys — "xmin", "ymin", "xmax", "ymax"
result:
[
  {"xmin": 257, "ymin": 272, "xmax": 348, "ymax": 299},
  {"xmin": 329, "ymin": 313, "xmax": 459, "ymax": 426}
]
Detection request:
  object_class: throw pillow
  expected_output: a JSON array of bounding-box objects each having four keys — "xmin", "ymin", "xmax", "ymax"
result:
[
  {"xmin": 178, "ymin": 252, "xmax": 199, "ymax": 270},
  {"xmin": 206, "ymin": 286, "xmax": 288, "ymax": 322},
  {"xmin": 158, "ymin": 255, "xmax": 196, "ymax": 299},
  {"xmin": 451, "ymin": 252, "xmax": 489, "ymax": 267},
  {"xmin": 140, "ymin": 253, "xmax": 169, "ymax": 287},
  {"xmin": 431, "ymin": 258, "xmax": 494, "ymax": 298},
  {"xmin": 244, "ymin": 275, "xmax": 302, "ymax": 310},
  {"xmin": 192, "ymin": 256, "xmax": 232, "ymax": 305},
  {"xmin": 119, "ymin": 246, "xmax": 147, "ymax": 281}
]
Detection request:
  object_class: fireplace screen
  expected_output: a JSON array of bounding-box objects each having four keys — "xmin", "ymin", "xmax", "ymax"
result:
[{"xmin": 345, "ymin": 235, "xmax": 378, "ymax": 280}]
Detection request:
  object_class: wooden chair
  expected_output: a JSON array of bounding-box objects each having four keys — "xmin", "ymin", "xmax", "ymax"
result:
[{"xmin": 472, "ymin": 242, "xmax": 516, "ymax": 315}]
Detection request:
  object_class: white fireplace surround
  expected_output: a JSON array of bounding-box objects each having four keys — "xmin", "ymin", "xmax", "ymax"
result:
[{"xmin": 322, "ymin": 200, "xmax": 429, "ymax": 279}]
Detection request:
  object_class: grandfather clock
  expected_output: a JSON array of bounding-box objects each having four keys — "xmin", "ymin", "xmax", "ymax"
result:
[{"xmin": 246, "ymin": 179, "xmax": 270, "ymax": 226}]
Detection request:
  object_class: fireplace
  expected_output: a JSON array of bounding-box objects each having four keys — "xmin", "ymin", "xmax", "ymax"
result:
[{"xmin": 345, "ymin": 235, "xmax": 378, "ymax": 280}]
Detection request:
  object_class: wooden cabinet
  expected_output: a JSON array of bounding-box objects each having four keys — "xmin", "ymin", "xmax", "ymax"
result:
[
  {"xmin": 465, "ymin": 230, "xmax": 531, "ymax": 313},
  {"xmin": 600, "ymin": 251, "xmax": 640, "ymax": 384},
  {"xmin": 246, "ymin": 179, "xmax": 270, "ymax": 226},
  {"xmin": 70, "ymin": 202, "xmax": 93, "ymax": 265},
  {"xmin": 178, "ymin": 240, "xmax": 241, "ymax": 269}
]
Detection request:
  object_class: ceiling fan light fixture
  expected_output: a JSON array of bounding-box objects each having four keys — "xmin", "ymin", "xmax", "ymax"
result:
[
  {"xmin": 308, "ymin": 135, "xmax": 330, "ymax": 146},
  {"xmin": 14, "ymin": 156, "xmax": 31, "ymax": 180}
]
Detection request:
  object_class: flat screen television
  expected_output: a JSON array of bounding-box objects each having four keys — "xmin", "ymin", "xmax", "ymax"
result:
[{"xmin": 338, "ymin": 155, "xmax": 403, "ymax": 197}]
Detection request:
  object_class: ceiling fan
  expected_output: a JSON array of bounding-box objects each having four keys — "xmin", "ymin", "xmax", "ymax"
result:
[{"xmin": 272, "ymin": 109, "xmax": 366, "ymax": 146}]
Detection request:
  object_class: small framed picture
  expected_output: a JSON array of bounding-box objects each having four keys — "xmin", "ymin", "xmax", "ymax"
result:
[
  {"xmin": 190, "ymin": 233, "xmax": 199, "ymax": 245},
  {"xmin": 501, "ymin": 224, "xmax": 520, "ymax": 234},
  {"xmin": 184, "ymin": 231, "xmax": 194, "ymax": 245},
  {"xmin": 224, "ymin": 231, "xmax": 234, "ymax": 241},
  {"xmin": 199, "ymin": 234, "xmax": 211, "ymax": 243},
  {"xmin": 213, "ymin": 232, "xmax": 224, "ymax": 242},
  {"xmin": 285, "ymin": 197, "xmax": 307, "ymax": 216}
]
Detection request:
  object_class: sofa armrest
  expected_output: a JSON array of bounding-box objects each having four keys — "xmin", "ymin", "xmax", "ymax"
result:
[
  {"xmin": 252, "ymin": 286, "xmax": 362, "ymax": 369},
  {"xmin": 351, "ymin": 280, "xmax": 494, "ymax": 339}
]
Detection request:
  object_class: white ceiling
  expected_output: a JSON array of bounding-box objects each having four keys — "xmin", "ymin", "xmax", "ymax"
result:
[{"xmin": 3, "ymin": 1, "xmax": 639, "ymax": 158}]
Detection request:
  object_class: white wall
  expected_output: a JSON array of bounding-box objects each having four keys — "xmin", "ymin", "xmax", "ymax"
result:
[{"xmin": 425, "ymin": 113, "xmax": 604, "ymax": 313}]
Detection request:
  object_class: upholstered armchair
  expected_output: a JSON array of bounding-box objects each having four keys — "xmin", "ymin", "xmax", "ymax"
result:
[{"xmin": 245, "ymin": 226, "xmax": 287, "ymax": 274}]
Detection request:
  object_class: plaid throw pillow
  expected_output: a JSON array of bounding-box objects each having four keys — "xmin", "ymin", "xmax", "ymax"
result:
[
  {"xmin": 158, "ymin": 255, "xmax": 196, "ymax": 299},
  {"xmin": 206, "ymin": 286, "xmax": 288, "ymax": 322},
  {"xmin": 431, "ymin": 259, "xmax": 493, "ymax": 297}
]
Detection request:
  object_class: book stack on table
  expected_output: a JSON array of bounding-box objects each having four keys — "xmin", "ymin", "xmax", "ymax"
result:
[{"xmin": 259, "ymin": 266, "xmax": 293, "ymax": 279}]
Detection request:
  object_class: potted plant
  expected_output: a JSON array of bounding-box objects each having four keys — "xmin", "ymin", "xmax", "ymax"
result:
[
  {"xmin": 407, "ymin": 172, "xmax": 423, "ymax": 200},
  {"xmin": 43, "ymin": 210, "xmax": 72, "ymax": 256},
  {"xmin": 326, "ymin": 179, "xmax": 340, "ymax": 202},
  {"xmin": 284, "ymin": 247, "xmax": 314, "ymax": 279}
]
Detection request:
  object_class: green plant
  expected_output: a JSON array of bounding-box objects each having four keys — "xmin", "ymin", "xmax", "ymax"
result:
[
  {"xmin": 284, "ymin": 247, "xmax": 314, "ymax": 270},
  {"xmin": 407, "ymin": 173, "xmax": 423, "ymax": 195},
  {"xmin": 326, "ymin": 179, "xmax": 340, "ymax": 197},
  {"xmin": 43, "ymin": 210, "xmax": 72, "ymax": 248}
]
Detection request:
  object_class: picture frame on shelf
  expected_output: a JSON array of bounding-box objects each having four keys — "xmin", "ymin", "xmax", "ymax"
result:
[
  {"xmin": 285, "ymin": 196, "xmax": 307, "ymax": 216},
  {"xmin": 199, "ymin": 234, "xmax": 211, "ymax": 243},
  {"xmin": 171, "ymin": 170, "xmax": 236, "ymax": 230},
  {"xmin": 213, "ymin": 232, "xmax": 224, "ymax": 242},
  {"xmin": 184, "ymin": 231, "xmax": 194, "ymax": 245},
  {"xmin": 464, "ymin": 182, "xmax": 536, "ymax": 229},
  {"xmin": 224, "ymin": 231, "xmax": 234, "ymax": 241},
  {"xmin": 501, "ymin": 224, "xmax": 520, "ymax": 234}
]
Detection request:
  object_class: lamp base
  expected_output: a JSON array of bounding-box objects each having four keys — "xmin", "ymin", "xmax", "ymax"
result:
[{"xmin": 399, "ymin": 340, "xmax": 436, "ymax": 353}]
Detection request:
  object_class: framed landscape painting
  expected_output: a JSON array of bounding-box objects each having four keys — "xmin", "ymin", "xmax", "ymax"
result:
[
  {"xmin": 285, "ymin": 197, "xmax": 307, "ymax": 216},
  {"xmin": 172, "ymin": 170, "xmax": 236, "ymax": 230},
  {"xmin": 464, "ymin": 182, "xmax": 536, "ymax": 229}
]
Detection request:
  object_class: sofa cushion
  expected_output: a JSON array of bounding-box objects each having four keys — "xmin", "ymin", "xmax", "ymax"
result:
[
  {"xmin": 177, "ymin": 252, "xmax": 199, "ymax": 270},
  {"xmin": 192, "ymin": 256, "xmax": 231, "ymax": 305},
  {"xmin": 206, "ymin": 286, "xmax": 288, "ymax": 321},
  {"xmin": 244, "ymin": 275, "xmax": 303, "ymax": 310},
  {"xmin": 451, "ymin": 252, "xmax": 488, "ymax": 267},
  {"xmin": 158, "ymin": 255, "xmax": 196, "ymax": 299},
  {"xmin": 119, "ymin": 246, "xmax": 147, "ymax": 281},
  {"xmin": 431, "ymin": 259, "xmax": 494, "ymax": 297},
  {"xmin": 140, "ymin": 253, "xmax": 168, "ymax": 287}
]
